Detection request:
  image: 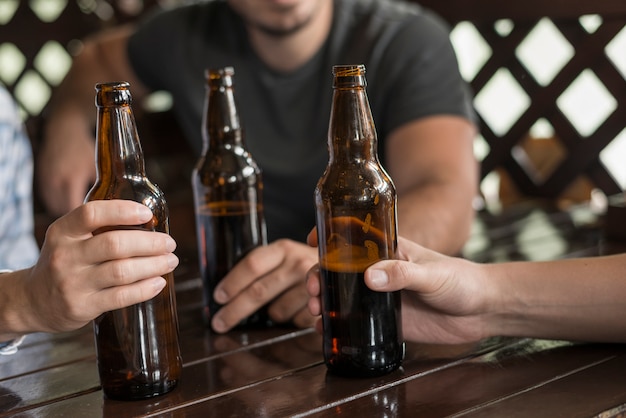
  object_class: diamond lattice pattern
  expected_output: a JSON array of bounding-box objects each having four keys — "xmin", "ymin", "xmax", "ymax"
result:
[
  {"xmin": 452, "ymin": 12, "xmax": 626, "ymax": 203},
  {"xmin": 0, "ymin": 1, "xmax": 624, "ymax": 205}
]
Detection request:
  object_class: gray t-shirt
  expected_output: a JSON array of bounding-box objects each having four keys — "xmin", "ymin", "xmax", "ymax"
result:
[{"xmin": 128, "ymin": 0, "xmax": 475, "ymax": 243}]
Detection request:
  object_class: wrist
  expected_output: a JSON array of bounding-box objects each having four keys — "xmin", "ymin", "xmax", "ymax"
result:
[
  {"xmin": 0, "ymin": 270, "xmax": 26, "ymax": 355},
  {"xmin": 477, "ymin": 263, "xmax": 517, "ymax": 339}
]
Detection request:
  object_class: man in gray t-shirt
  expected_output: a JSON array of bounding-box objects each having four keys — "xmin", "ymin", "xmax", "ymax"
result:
[{"xmin": 39, "ymin": 0, "xmax": 478, "ymax": 333}]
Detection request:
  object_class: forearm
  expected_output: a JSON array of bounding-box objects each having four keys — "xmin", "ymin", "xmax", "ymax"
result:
[
  {"xmin": 387, "ymin": 116, "xmax": 478, "ymax": 256},
  {"xmin": 397, "ymin": 178, "xmax": 476, "ymax": 255},
  {"xmin": 486, "ymin": 254, "xmax": 626, "ymax": 343},
  {"xmin": 45, "ymin": 25, "xmax": 144, "ymax": 137},
  {"xmin": 0, "ymin": 269, "xmax": 38, "ymax": 341}
]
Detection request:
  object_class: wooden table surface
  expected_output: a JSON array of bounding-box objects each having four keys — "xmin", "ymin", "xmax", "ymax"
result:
[{"xmin": 2, "ymin": 203, "xmax": 626, "ymax": 417}]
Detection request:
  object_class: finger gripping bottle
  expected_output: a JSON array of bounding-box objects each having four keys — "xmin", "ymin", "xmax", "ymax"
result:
[
  {"xmin": 85, "ymin": 81, "xmax": 182, "ymax": 400},
  {"xmin": 191, "ymin": 67, "xmax": 269, "ymax": 328},
  {"xmin": 314, "ymin": 64, "xmax": 404, "ymax": 377}
]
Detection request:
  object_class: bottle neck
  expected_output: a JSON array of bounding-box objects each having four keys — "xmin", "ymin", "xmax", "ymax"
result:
[
  {"xmin": 95, "ymin": 101, "xmax": 146, "ymax": 180},
  {"xmin": 327, "ymin": 83, "xmax": 377, "ymax": 164},
  {"xmin": 203, "ymin": 82, "xmax": 244, "ymax": 152}
]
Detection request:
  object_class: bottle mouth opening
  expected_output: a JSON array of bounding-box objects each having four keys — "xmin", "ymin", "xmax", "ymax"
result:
[
  {"xmin": 332, "ymin": 64, "xmax": 367, "ymax": 88},
  {"xmin": 95, "ymin": 81, "xmax": 130, "ymax": 90},
  {"xmin": 206, "ymin": 67, "xmax": 235, "ymax": 88},
  {"xmin": 95, "ymin": 81, "xmax": 132, "ymax": 106},
  {"xmin": 332, "ymin": 64, "xmax": 365, "ymax": 77}
]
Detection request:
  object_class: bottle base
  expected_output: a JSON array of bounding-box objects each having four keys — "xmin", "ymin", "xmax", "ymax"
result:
[
  {"xmin": 325, "ymin": 361, "xmax": 402, "ymax": 378},
  {"xmin": 324, "ymin": 342, "xmax": 405, "ymax": 378},
  {"xmin": 102, "ymin": 379, "xmax": 179, "ymax": 401}
]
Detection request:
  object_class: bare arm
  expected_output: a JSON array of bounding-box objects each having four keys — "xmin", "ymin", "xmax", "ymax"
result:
[
  {"xmin": 385, "ymin": 115, "xmax": 478, "ymax": 255},
  {"xmin": 0, "ymin": 200, "xmax": 178, "ymax": 342},
  {"xmin": 38, "ymin": 25, "xmax": 150, "ymax": 216},
  {"xmin": 487, "ymin": 255, "xmax": 626, "ymax": 343},
  {"xmin": 361, "ymin": 238, "xmax": 626, "ymax": 344}
]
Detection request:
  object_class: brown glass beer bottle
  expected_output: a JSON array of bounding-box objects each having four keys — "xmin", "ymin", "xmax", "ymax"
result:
[
  {"xmin": 314, "ymin": 64, "xmax": 404, "ymax": 377},
  {"xmin": 191, "ymin": 67, "xmax": 269, "ymax": 328},
  {"xmin": 85, "ymin": 81, "xmax": 182, "ymax": 400}
]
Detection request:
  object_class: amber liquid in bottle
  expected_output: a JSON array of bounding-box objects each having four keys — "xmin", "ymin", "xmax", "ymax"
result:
[
  {"xmin": 84, "ymin": 82, "xmax": 182, "ymax": 400},
  {"xmin": 314, "ymin": 65, "xmax": 404, "ymax": 377},
  {"xmin": 192, "ymin": 67, "xmax": 269, "ymax": 328}
]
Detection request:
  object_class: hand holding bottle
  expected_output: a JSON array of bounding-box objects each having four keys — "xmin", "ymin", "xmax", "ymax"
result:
[
  {"xmin": 85, "ymin": 81, "xmax": 181, "ymax": 400},
  {"xmin": 313, "ymin": 64, "xmax": 403, "ymax": 377},
  {"xmin": 306, "ymin": 234, "xmax": 488, "ymax": 345},
  {"xmin": 310, "ymin": 233, "xmax": 626, "ymax": 346},
  {"xmin": 1, "ymin": 200, "xmax": 178, "ymax": 341}
]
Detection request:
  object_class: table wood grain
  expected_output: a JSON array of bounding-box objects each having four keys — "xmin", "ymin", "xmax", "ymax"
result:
[{"xmin": 2, "ymin": 203, "xmax": 625, "ymax": 417}]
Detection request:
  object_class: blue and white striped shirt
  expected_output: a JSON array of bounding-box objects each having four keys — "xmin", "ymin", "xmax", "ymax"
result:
[{"xmin": 0, "ymin": 86, "xmax": 40, "ymax": 270}]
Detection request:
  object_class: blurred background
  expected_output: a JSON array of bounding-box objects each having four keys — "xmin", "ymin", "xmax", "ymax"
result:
[{"xmin": 1, "ymin": 0, "xmax": 625, "ymax": 259}]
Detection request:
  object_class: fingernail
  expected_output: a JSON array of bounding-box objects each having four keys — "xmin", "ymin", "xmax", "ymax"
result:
[
  {"xmin": 153, "ymin": 278, "xmax": 166, "ymax": 293},
  {"xmin": 165, "ymin": 237, "xmax": 177, "ymax": 252},
  {"xmin": 369, "ymin": 269, "xmax": 389, "ymax": 287},
  {"xmin": 138, "ymin": 205, "xmax": 153, "ymax": 218},
  {"xmin": 212, "ymin": 317, "xmax": 226, "ymax": 333},
  {"xmin": 167, "ymin": 253, "xmax": 179, "ymax": 269},
  {"xmin": 214, "ymin": 288, "xmax": 227, "ymax": 304}
]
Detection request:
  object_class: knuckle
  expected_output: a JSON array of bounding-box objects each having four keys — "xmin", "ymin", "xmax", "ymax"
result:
[
  {"xmin": 115, "ymin": 289, "xmax": 133, "ymax": 309},
  {"xmin": 44, "ymin": 221, "xmax": 62, "ymax": 240},
  {"xmin": 102, "ymin": 234, "xmax": 123, "ymax": 257},
  {"xmin": 238, "ymin": 253, "xmax": 264, "ymax": 278},
  {"xmin": 78, "ymin": 201, "xmax": 99, "ymax": 226},
  {"xmin": 46, "ymin": 248, "xmax": 67, "ymax": 273},
  {"xmin": 273, "ymin": 238, "xmax": 294, "ymax": 253},
  {"xmin": 275, "ymin": 305, "xmax": 296, "ymax": 323},
  {"xmin": 273, "ymin": 238, "xmax": 289, "ymax": 247},
  {"xmin": 294, "ymin": 310, "xmax": 317, "ymax": 329},
  {"xmin": 109, "ymin": 260, "xmax": 130, "ymax": 282},
  {"xmin": 248, "ymin": 279, "xmax": 271, "ymax": 302},
  {"xmin": 295, "ymin": 257, "xmax": 314, "ymax": 278},
  {"xmin": 107, "ymin": 289, "xmax": 129, "ymax": 311},
  {"xmin": 64, "ymin": 304, "xmax": 86, "ymax": 324},
  {"xmin": 393, "ymin": 262, "xmax": 414, "ymax": 285}
]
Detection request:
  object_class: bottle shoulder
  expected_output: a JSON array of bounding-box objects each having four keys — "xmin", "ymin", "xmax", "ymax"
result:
[
  {"xmin": 194, "ymin": 147, "xmax": 262, "ymax": 175},
  {"xmin": 319, "ymin": 161, "xmax": 394, "ymax": 187},
  {"xmin": 85, "ymin": 178, "xmax": 170, "ymax": 232},
  {"xmin": 86, "ymin": 177, "xmax": 168, "ymax": 205}
]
